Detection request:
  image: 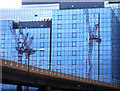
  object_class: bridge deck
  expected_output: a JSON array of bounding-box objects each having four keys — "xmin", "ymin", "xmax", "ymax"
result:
[{"xmin": 1, "ymin": 58, "xmax": 120, "ymax": 90}]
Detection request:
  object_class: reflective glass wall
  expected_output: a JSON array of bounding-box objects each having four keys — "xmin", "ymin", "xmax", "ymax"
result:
[
  {"xmin": 52, "ymin": 8, "xmax": 120, "ymax": 82},
  {"xmin": 111, "ymin": 10, "xmax": 120, "ymax": 80},
  {"xmin": 0, "ymin": 4, "xmax": 59, "ymax": 89},
  {"xmin": 1, "ymin": 20, "xmax": 50, "ymax": 69},
  {"xmin": 0, "ymin": 3, "xmax": 120, "ymax": 88}
]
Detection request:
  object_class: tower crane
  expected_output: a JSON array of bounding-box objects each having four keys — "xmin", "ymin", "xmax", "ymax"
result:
[
  {"xmin": 84, "ymin": 9, "xmax": 101, "ymax": 78},
  {"xmin": 10, "ymin": 27, "xmax": 34, "ymax": 63}
]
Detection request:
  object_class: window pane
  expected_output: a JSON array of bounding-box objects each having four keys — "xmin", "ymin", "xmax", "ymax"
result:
[
  {"xmin": 57, "ymin": 51, "xmax": 61, "ymax": 56},
  {"xmin": 72, "ymin": 41, "xmax": 76, "ymax": 47},
  {"xmin": 72, "ymin": 32, "xmax": 77, "ymax": 38},
  {"xmin": 40, "ymin": 42, "xmax": 44, "ymax": 48},
  {"xmin": 57, "ymin": 33, "xmax": 62, "ymax": 38},
  {"xmin": 72, "ymin": 51, "xmax": 76, "ymax": 56},
  {"xmin": 72, "ymin": 60, "xmax": 76, "ymax": 65},
  {"xmin": 72, "ymin": 14, "xmax": 77, "ymax": 20},
  {"xmin": 57, "ymin": 42, "xmax": 62, "ymax": 47},
  {"xmin": 72, "ymin": 23, "xmax": 77, "ymax": 29},
  {"xmin": 40, "ymin": 51, "xmax": 44, "ymax": 57},
  {"xmin": 57, "ymin": 24, "xmax": 62, "ymax": 29},
  {"xmin": 57, "ymin": 60, "xmax": 61, "ymax": 65},
  {"xmin": 58, "ymin": 15, "xmax": 62, "ymax": 20},
  {"xmin": 2, "ymin": 34, "xmax": 5, "ymax": 40},
  {"xmin": 40, "ymin": 33, "xmax": 44, "ymax": 39}
]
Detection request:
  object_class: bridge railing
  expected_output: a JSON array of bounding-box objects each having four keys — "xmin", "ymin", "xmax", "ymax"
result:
[{"xmin": 0, "ymin": 50, "xmax": 120, "ymax": 87}]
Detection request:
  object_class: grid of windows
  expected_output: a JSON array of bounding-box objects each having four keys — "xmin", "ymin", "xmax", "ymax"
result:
[
  {"xmin": 0, "ymin": 5, "xmax": 120, "ymax": 85},
  {"xmin": 52, "ymin": 8, "xmax": 120, "ymax": 82},
  {"xmin": 0, "ymin": 20, "xmax": 50, "ymax": 69}
]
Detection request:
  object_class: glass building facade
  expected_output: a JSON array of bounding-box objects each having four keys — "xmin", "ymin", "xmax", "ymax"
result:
[
  {"xmin": 1, "ymin": 20, "xmax": 50, "ymax": 69},
  {"xmin": 52, "ymin": 8, "xmax": 120, "ymax": 81},
  {"xmin": 0, "ymin": 3, "xmax": 120, "ymax": 90}
]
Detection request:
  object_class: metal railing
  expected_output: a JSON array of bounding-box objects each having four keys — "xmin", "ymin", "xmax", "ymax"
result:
[{"xmin": 0, "ymin": 50, "xmax": 120, "ymax": 88}]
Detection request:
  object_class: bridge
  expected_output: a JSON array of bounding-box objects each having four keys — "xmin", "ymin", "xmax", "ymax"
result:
[{"xmin": 0, "ymin": 51, "xmax": 120, "ymax": 91}]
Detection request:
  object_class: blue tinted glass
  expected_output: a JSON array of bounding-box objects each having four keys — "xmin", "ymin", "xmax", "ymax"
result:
[
  {"xmin": 57, "ymin": 24, "xmax": 62, "ymax": 29},
  {"xmin": 57, "ymin": 42, "xmax": 62, "ymax": 47},
  {"xmin": 72, "ymin": 41, "xmax": 76, "ymax": 47},
  {"xmin": 57, "ymin": 33, "xmax": 62, "ymax": 38},
  {"xmin": 72, "ymin": 23, "xmax": 77, "ymax": 29},
  {"xmin": 57, "ymin": 51, "xmax": 61, "ymax": 56},
  {"xmin": 58, "ymin": 15, "xmax": 62, "ymax": 20},
  {"xmin": 40, "ymin": 33, "xmax": 44, "ymax": 39},
  {"xmin": 40, "ymin": 42, "xmax": 44, "ymax": 47},
  {"xmin": 57, "ymin": 60, "xmax": 61, "ymax": 65},
  {"xmin": 72, "ymin": 51, "xmax": 76, "ymax": 56},
  {"xmin": 72, "ymin": 14, "xmax": 77, "ymax": 20},
  {"xmin": 40, "ymin": 51, "xmax": 44, "ymax": 57},
  {"xmin": 72, "ymin": 32, "xmax": 77, "ymax": 38}
]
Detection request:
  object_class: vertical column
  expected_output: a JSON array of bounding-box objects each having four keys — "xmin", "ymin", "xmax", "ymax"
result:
[
  {"xmin": 17, "ymin": 85, "xmax": 22, "ymax": 91},
  {"xmin": 49, "ymin": 23, "xmax": 52, "ymax": 70},
  {"xmin": 0, "ymin": 19, "xmax": 2, "ymax": 90}
]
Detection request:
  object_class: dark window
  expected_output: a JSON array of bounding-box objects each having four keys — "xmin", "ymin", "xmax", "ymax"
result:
[
  {"xmin": 1, "ymin": 43, "xmax": 5, "ymax": 49},
  {"xmin": 57, "ymin": 60, "xmax": 61, "ymax": 65},
  {"xmin": 57, "ymin": 51, "xmax": 61, "ymax": 56},
  {"xmin": 72, "ymin": 51, "xmax": 76, "ymax": 56},
  {"xmin": 57, "ymin": 42, "xmax": 62, "ymax": 47},
  {"xmin": 35, "ymin": 15, "xmax": 38, "ymax": 17},
  {"xmin": 72, "ymin": 23, "xmax": 77, "ymax": 29},
  {"xmin": 71, "ymin": 69, "xmax": 75, "ymax": 75},
  {"xmin": 40, "ymin": 33, "xmax": 44, "ymax": 39},
  {"xmin": 58, "ymin": 15, "xmax": 62, "ymax": 20},
  {"xmin": 72, "ymin": 41, "xmax": 76, "ymax": 47},
  {"xmin": 72, "ymin": 14, "xmax": 77, "ymax": 20},
  {"xmin": 2, "ymin": 34, "xmax": 5, "ymax": 40},
  {"xmin": 57, "ymin": 24, "xmax": 62, "ymax": 29},
  {"xmin": 72, "ymin": 32, "xmax": 77, "ymax": 38},
  {"xmin": 40, "ymin": 42, "xmax": 44, "ymax": 48},
  {"xmin": 40, "ymin": 51, "xmax": 44, "ymax": 57},
  {"xmin": 72, "ymin": 60, "xmax": 76, "ymax": 65},
  {"xmin": 57, "ymin": 33, "xmax": 62, "ymax": 38}
]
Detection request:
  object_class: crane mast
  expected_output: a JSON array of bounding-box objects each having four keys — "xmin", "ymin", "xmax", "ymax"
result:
[{"xmin": 84, "ymin": 9, "xmax": 101, "ymax": 78}]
